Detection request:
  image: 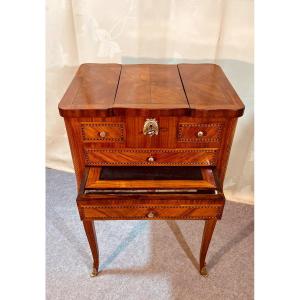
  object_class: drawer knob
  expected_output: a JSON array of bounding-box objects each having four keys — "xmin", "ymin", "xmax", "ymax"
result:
[
  {"xmin": 99, "ymin": 131, "xmax": 106, "ymax": 138},
  {"xmin": 147, "ymin": 156, "xmax": 155, "ymax": 162},
  {"xmin": 197, "ymin": 131, "xmax": 204, "ymax": 138},
  {"xmin": 143, "ymin": 118, "xmax": 159, "ymax": 136},
  {"xmin": 147, "ymin": 211, "xmax": 155, "ymax": 218}
]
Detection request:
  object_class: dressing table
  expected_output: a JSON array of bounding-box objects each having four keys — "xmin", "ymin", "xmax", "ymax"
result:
[{"xmin": 58, "ymin": 63, "xmax": 244, "ymax": 277}]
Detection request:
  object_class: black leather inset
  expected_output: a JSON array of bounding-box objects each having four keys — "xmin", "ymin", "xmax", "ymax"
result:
[{"xmin": 99, "ymin": 166, "xmax": 203, "ymax": 180}]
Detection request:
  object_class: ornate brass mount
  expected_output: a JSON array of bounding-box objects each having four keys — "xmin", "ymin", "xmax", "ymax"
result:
[{"xmin": 143, "ymin": 118, "xmax": 159, "ymax": 136}]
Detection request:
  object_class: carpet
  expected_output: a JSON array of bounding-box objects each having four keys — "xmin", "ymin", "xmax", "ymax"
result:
[{"xmin": 46, "ymin": 168, "xmax": 253, "ymax": 300}]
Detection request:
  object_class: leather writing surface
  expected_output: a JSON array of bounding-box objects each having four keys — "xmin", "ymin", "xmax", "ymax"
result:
[{"xmin": 100, "ymin": 166, "xmax": 203, "ymax": 180}]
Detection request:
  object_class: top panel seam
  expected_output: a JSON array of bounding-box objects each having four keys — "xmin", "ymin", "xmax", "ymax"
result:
[
  {"xmin": 113, "ymin": 65, "xmax": 123, "ymax": 105},
  {"xmin": 177, "ymin": 64, "xmax": 191, "ymax": 109}
]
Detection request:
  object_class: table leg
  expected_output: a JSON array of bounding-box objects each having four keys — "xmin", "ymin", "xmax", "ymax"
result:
[
  {"xmin": 83, "ymin": 220, "xmax": 99, "ymax": 277},
  {"xmin": 199, "ymin": 219, "xmax": 217, "ymax": 277}
]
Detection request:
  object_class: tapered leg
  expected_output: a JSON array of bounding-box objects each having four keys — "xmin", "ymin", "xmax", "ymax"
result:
[
  {"xmin": 199, "ymin": 219, "xmax": 217, "ymax": 277},
  {"xmin": 83, "ymin": 220, "xmax": 99, "ymax": 277}
]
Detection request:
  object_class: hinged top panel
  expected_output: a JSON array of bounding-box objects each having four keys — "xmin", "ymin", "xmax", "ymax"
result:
[
  {"xmin": 58, "ymin": 63, "xmax": 121, "ymax": 117},
  {"xmin": 58, "ymin": 63, "xmax": 244, "ymax": 118},
  {"xmin": 178, "ymin": 64, "xmax": 244, "ymax": 117},
  {"xmin": 113, "ymin": 64, "xmax": 189, "ymax": 113}
]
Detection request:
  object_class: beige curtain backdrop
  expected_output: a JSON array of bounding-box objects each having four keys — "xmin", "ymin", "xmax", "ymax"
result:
[{"xmin": 46, "ymin": 0, "xmax": 254, "ymax": 204}]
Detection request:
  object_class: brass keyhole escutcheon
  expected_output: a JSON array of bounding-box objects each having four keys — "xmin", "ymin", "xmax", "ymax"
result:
[{"xmin": 143, "ymin": 118, "xmax": 159, "ymax": 136}]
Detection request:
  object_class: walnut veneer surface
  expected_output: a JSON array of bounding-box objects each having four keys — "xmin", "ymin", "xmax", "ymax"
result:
[{"xmin": 58, "ymin": 63, "xmax": 244, "ymax": 277}]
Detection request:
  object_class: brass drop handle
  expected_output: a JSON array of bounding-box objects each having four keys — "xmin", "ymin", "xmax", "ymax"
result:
[
  {"xmin": 147, "ymin": 211, "xmax": 155, "ymax": 218},
  {"xmin": 197, "ymin": 131, "xmax": 204, "ymax": 138},
  {"xmin": 143, "ymin": 118, "xmax": 159, "ymax": 136},
  {"xmin": 99, "ymin": 131, "xmax": 106, "ymax": 138},
  {"xmin": 147, "ymin": 156, "xmax": 155, "ymax": 162}
]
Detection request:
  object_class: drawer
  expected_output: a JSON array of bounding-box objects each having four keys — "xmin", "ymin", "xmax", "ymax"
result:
[
  {"xmin": 77, "ymin": 170, "xmax": 225, "ymax": 220},
  {"xmin": 178, "ymin": 123, "xmax": 224, "ymax": 143},
  {"xmin": 80, "ymin": 205, "xmax": 223, "ymax": 220},
  {"xmin": 84, "ymin": 148, "xmax": 218, "ymax": 166},
  {"xmin": 85, "ymin": 166, "xmax": 217, "ymax": 190},
  {"xmin": 81, "ymin": 122, "xmax": 125, "ymax": 142}
]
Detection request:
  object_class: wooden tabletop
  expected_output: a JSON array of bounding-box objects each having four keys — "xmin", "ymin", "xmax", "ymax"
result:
[{"xmin": 59, "ymin": 63, "xmax": 244, "ymax": 117}]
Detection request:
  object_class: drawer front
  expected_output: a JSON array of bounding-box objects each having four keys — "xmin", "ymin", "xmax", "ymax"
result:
[
  {"xmin": 81, "ymin": 122, "xmax": 125, "ymax": 142},
  {"xmin": 178, "ymin": 123, "xmax": 224, "ymax": 143},
  {"xmin": 84, "ymin": 148, "xmax": 218, "ymax": 166},
  {"xmin": 81, "ymin": 205, "xmax": 223, "ymax": 220},
  {"xmin": 78, "ymin": 119, "xmax": 226, "ymax": 148}
]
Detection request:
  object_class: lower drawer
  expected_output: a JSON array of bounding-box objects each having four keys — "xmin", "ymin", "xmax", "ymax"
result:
[
  {"xmin": 77, "ymin": 194, "xmax": 225, "ymax": 220},
  {"xmin": 84, "ymin": 148, "xmax": 218, "ymax": 166},
  {"xmin": 80, "ymin": 205, "xmax": 223, "ymax": 220}
]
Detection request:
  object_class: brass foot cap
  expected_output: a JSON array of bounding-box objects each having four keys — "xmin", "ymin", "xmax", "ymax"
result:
[
  {"xmin": 90, "ymin": 268, "xmax": 99, "ymax": 277},
  {"xmin": 200, "ymin": 265, "xmax": 208, "ymax": 277}
]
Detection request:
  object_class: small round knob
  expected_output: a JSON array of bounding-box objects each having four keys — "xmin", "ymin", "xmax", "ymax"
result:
[
  {"xmin": 99, "ymin": 131, "xmax": 106, "ymax": 138},
  {"xmin": 197, "ymin": 131, "xmax": 204, "ymax": 138},
  {"xmin": 147, "ymin": 156, "xmax": 155, "ymax": 162},
  {"xmin": 147, "ymin": 211, "xmax": 155, "ymax": 218}
]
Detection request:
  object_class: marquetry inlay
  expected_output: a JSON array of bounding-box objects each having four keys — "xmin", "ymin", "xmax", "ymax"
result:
[{"xmin": 178, "ymin": 123, "xmax": 224, "ymax": 142}]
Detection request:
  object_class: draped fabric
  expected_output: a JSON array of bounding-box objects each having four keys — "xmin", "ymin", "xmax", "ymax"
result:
[{"xmin": 46, "ymin": 0, "xmax": 254, "ymax": 204}]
